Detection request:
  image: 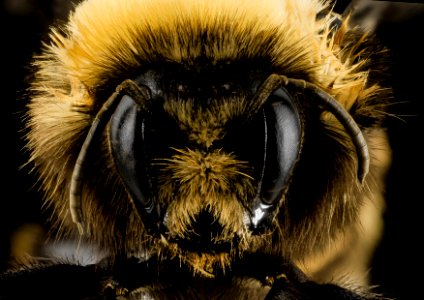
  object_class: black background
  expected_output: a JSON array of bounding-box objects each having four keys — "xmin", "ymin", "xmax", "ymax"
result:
[{"xmin": 1, "ymin": 1, "xmax": 423, "ymax": 299}]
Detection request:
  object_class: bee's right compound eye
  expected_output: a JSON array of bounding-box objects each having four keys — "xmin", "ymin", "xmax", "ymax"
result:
[{"xmin": 109, "ymin": 94, "xmax": 161, "ymax": 232}]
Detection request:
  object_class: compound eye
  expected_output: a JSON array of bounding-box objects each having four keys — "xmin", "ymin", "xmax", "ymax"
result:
[
  {"xmin": 109, "ymin": 95, "xmax": 158, "ymax": 225},
  {"xmin": 260, "ymin": 87, "xmax": 302, "ymax": 204},
  {"xmin": 251, "ymin": 87, "xmax": 302, "ymax": 231}
]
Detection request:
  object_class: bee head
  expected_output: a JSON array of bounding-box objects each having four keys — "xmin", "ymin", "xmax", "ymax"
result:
[{"xmin": 26, "ymin": 0, "xmax": 388, "ymax": 276}]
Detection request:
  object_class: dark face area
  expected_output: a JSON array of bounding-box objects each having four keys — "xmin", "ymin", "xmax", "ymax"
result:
[{"xmin": 108, "ymin": 66, "xmax": 303, "ymax": 260}]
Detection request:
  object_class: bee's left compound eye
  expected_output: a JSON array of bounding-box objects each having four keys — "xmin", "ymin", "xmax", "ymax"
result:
[
  {"xmin": 260, "ymin": 88, "xmax": 302, "ymax": 204},
  {"xmin": 249, "ymin": 87, "xmax": 302, "ymax": 232}
]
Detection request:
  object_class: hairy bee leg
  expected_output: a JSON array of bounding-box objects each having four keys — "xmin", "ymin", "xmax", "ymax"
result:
[
  {"xmin": 102, "ymin": 280, "xmax": 129, "ymax": 300},
  {"xmin": 0, "ymin": 257, "xmax": 151, "ymax": 300},
  {"xmin": 265, "ymin": 278, "xmax": 368, "ymax": 300},
  {"xmin": 264, "ymin": 273, "xmax": 377, "ymax": 300},
  {"xmin": 232, "ymin": 254, "xmax": 380, "ymax": 300},
  {"xmin": 0, "ymin": 262, "xmax": 106, "ymax": 300}
]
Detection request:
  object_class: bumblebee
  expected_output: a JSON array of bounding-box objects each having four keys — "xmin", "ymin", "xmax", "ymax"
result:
[{"xmin": 1, "ymin": 0, "xmax": 392, "ymax": 299}]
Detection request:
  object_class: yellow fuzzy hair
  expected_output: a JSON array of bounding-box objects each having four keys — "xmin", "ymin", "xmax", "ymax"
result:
[{"xmin": 33, "ymin": 0, "xmax": 378, "ymax": 110}]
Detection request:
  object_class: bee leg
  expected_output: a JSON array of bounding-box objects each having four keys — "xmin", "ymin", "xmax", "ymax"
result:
[
  {"xmin": 102, "ymin": 279, "xmax": 129, "ymax": 300},
  {"xmin": 98, "ymin": 256, "xmax": 158, "ymax": 299},
  {"xmin": 98, "ymin": 256, "xmax": 135, "ymax": 300},
  {"xmin": 235, "ymin": 254, "xmax": 379, "ymax": 300},
  {"xmin": 265, "ymin": 273, "xmax": 375, "ymax": 300},
  {"xmin": 0, "ymin": 261, "xmax": 106, "ymax": 299}
]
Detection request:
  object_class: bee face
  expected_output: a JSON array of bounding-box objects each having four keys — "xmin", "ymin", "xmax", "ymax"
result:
[
  {"xmin": 106, "ymin": 67, "xmax": 303, "ymax": 273},
  {"xmin": 26, "ymin": 0, "xmax": 390, "ymax": 276}
]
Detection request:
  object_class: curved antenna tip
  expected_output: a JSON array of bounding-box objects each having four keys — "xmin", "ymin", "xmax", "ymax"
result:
[{"xmin": 75, "ymin": 222, "xmax": 85, "ymax": 236}]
